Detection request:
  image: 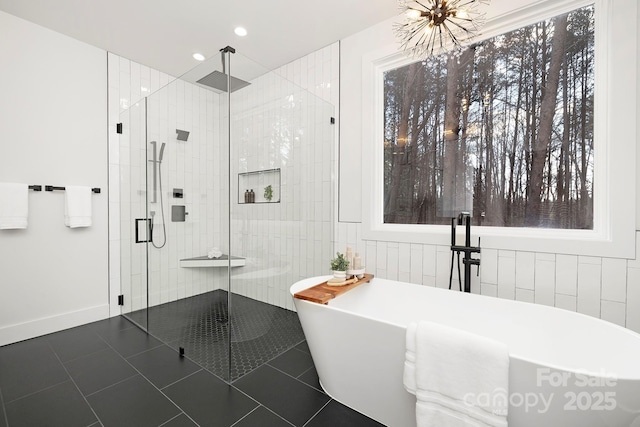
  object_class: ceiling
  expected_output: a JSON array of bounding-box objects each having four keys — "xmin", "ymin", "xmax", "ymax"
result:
[{"xmin": 0, "ymin": 0, "xmax": 400, "ymax": 77}]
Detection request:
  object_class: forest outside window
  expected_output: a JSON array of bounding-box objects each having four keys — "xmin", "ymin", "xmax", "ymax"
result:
[{"xmin": 383, "ymin": 5, "xmax": 595, "ymax": 229}]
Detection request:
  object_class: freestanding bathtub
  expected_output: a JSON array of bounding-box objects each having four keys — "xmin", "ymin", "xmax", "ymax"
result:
[{"xmin": 291, "ymin": 276, "xmax": 640, "ymax": 427}]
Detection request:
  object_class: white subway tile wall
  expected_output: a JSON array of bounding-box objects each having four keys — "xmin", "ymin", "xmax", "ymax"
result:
[
  {"xmin": 109, "ymin": 44, "xmax": 338, "ymax": 314},
  {"xmin": 229, "ymin": 56, "xmax": 336, "ymax": 310},
  {"xmin": 335, "ymin": 222, "xmax": 640, "ymax": 333}
]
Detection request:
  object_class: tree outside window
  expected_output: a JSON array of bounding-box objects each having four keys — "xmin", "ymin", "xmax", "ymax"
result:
[{"xmin": 383, "ymin": 5, "xmax": 594, "ymax": 229}]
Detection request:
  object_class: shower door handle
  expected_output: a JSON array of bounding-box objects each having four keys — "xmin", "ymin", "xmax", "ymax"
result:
[{"xmin": 135, "ymin": 218, "xmax": 152, "ymax": 243}]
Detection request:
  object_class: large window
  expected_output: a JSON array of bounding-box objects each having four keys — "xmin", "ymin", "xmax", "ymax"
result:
[{"xmin": 383, "ymin": 5, "xmax": 595, "ymax": 229}]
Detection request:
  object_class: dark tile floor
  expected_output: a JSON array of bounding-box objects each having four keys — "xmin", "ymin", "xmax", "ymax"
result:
[
  {"xmin": 0, "ymin": 316, "xmax": 384, "ymax": 427},
  {"xmin": 127, "ymin": 290, "xmax": 307, "ymax": 381}
]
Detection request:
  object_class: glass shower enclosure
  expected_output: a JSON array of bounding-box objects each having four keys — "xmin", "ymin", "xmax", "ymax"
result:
[{"xmin": 118, "ymin": 48, "xmax": 335, "ymax": 382}]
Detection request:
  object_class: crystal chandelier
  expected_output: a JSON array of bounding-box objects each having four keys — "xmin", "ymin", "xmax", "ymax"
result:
[{"xmin": 395, "ymin": 0, "xmax": 490, "ymax": 58}]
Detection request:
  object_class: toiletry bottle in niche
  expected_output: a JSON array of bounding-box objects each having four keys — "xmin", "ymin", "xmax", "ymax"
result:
[
  {"xmin": 244, "ymin": 189, "xmax": 249, "ymax": 203},
  {"xmin": 250, "ymin": 189, "xmax": 255, "ymax": 203}
]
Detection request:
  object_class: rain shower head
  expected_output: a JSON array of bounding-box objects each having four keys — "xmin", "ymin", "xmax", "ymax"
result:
[
  {"xmin": 196, "ymin": 71, "xmax": 251, "ymax": 93},
  {"xmin": 176, "ymin": 129, "xmax": 190, "ymax": 141}
]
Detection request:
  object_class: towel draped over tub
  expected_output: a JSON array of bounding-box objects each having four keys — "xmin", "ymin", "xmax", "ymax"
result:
[{"xmin": 404, "ymin": 321, "xmax": 510, "ymax": 427}]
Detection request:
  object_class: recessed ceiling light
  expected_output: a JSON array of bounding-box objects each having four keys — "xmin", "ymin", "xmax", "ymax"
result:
[
  {"xmin": 234, "ymin": 27, "xmax": 248, "ymax": 37},
  {"xmin": 193, "ymin": 53, "xmax": 205, "ymax": 61}
]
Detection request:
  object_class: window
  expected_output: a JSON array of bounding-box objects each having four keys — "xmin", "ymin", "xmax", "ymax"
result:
[
  {"xmin": 361, "ymin": 0, "xmax": 636, "ymax": 258},
  {"xmin": 383, "ymin": 5, "xmax": 595, "ymax": 229}
]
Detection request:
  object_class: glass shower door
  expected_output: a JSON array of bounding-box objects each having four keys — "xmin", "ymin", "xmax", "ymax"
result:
[
  {"xmin": 226, "ymin": 51, "xmax": 336, "ymax": 381},
  {"xmin": 141, "ymin": 54, "xmax": 233, "ymax": 381},
  {"xmin": 119, "ymin": 98, "xmax": 149, "ymax": 331}
]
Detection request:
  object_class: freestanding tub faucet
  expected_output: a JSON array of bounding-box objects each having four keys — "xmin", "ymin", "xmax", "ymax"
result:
[{"xmin": 449, "ymin": 212, "xmax": 480, "ymax": 293}]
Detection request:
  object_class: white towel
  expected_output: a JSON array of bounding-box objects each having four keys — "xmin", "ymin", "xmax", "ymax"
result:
[
  {"xmin": 0, "ymin": 183, "xmax": 28, "ymax": 229},
  {"xmin": 403, "ymin": 322, "xmax": 417, "ymax": 394},
  {"xmin": 207, "ymin": 247, "xmax": 223, "ymax": 259},
  {"xmin": 404, "ymin": 321, "xmax": 509, "ymax": 427},
  {"xmin": 64, "ymin": 186, "xmax": 92, "ymax": 228}
]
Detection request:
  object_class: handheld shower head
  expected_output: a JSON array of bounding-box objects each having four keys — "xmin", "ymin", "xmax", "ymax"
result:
[{"xmin": 158, "ymin": 142, "xmax": 166, "ymax": 163}]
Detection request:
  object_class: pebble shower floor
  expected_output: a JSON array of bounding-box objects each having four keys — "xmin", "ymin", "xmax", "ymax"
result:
[{"xmin": 127, "ymin": 290, "xmax": 306, "ymax": 381}]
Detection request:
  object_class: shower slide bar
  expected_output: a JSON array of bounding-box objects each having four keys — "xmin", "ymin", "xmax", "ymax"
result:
[{"xmin": 45, "ymin": 185, "xmax": 101, "ymax": 194}]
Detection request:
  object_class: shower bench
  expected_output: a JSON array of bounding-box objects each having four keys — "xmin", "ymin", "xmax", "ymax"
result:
[{"xmin": 179, "ymin": 254, "xmax": 246, "ymax": 268}]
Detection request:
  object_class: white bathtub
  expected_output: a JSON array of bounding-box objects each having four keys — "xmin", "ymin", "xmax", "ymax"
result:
[{"xmin": 291, "ymin": 276, "xmax": 640, "ymax": 427}]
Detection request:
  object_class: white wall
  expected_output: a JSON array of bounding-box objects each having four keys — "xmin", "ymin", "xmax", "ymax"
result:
[
  {"xmin": 0, "ymin": 11, "xmax": 108, "ymax": 345},
  {"xmin": 337, "ymin": 0, "xmax": 640, "ymax": 333}
]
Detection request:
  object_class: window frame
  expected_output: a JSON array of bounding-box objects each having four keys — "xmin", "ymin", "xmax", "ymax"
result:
[{"xmin": 361, "ymin": 0, "xmax": 636, "ymax": 258}]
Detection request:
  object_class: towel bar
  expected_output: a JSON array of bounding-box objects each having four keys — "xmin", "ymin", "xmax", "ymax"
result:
[{"xmin": 45, "ymin": 185, "xmax": 100, "ymax": 194}]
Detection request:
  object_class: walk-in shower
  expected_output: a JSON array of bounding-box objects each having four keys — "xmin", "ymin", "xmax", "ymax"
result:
[{"xmin": 118, "ymin": 47, "xmax": 335, "ymax": 382}]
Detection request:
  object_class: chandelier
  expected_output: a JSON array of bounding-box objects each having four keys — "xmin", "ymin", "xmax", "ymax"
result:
[{"xmin": 395, "ymin": 0, "xmax": 490, "ymax": 58}]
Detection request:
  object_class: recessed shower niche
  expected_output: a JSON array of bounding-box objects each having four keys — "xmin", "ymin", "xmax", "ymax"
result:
[
  {"xmin": 238, "ymin": 168, "xmax": 280, "ymax": 204},
  {"xmin": 117, "ymin": 48, "xmax": 335, "ymax": 382}
]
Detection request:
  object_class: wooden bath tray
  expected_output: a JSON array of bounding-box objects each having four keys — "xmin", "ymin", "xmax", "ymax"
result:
[{"xmin": 294, "ymin": 274, "xmax": 374, "ymax": 304}]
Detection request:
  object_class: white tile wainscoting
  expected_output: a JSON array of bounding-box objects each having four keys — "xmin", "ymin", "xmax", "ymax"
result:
[{"xmin": 335, "ymin": 221, "xmax": 640, "ymax": 333}]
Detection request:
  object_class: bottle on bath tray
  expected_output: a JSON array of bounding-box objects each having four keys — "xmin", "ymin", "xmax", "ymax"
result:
[
  {"xmin": 345, "ymin": 246, "xmax": 353, "ymax": 268},
  {"xmin": 353, "ymin": 253, "xmax": 362, "ymax": 270}
]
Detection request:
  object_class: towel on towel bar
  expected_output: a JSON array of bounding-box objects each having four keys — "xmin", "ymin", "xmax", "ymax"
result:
[
  {"xmin": 64, "ymin": 185, "xmax": 92, "ymax": 228},
  {"xmin": 0, "ymin": 183, "xmax": 28, "ymax": 229},
  {"xmin": 404, "ymin": 321, "xmax": 509, "ymax": 427}
]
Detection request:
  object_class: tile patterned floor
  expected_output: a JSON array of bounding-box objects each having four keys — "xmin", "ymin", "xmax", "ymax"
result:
[
  {"xmin": 127, "ymin": 290, "xmax": 306, "ymax": 381},
  {"xmin": 0, "ymin": 316, "xmax": 384, "ymax": 427}
]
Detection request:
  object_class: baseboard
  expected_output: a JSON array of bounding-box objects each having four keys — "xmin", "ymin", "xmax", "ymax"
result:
[{"xmin": 0, "ymin": 304, "xmax": 110, "ymax": 346}]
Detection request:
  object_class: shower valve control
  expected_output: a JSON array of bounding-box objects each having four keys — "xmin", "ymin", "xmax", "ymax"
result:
[{"xmin": 173, "ymin": 188, "xmax": 184, "ymax": 198}]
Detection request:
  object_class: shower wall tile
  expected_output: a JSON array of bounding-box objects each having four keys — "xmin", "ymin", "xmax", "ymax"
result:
[
  {"xmin": 555, "ymin": 254, "xmax": 578, "ymax": 296},
  {"xmin": 365, "ymin": 242, "xmax": 377, "ymax": 276},
  {"xmin": 497, "ymin": 253, "xmax": 516, "ymax": 300},
  {"xmin": 627, "ymin": 232, "xmax": 640, "ymax": 269},
  {"xmin": 480, "ymin": 249, "xmax": 498, "ymax": 285},
  {"xmin": 600, "ymin": 300, "xmax": 626, "ymax": 327},
  {"xmin": 228, "ymin": 45, "xmax": 338, "ymax": 308},
  {"xmin": 481, "ymin": 283, "xmax": 497, "ymax": 297},
  {"xmin": 376, "ymin": 241, "xmax": 387, "ymax": 273},
  {"xmin": 534, "ymin": 256, "xmax": 555, "ymax": 307},
  {"xmin": 387, "ymin": 242, "xmax": 399, "ymax": 281},
  {"xmin": 398, "ymin": 243, "xmax": 411, "ymax": 277},
  {"xmin": 626, "ymin": 268, "xmax": 640, "ymax": 333},
  {"xmin": 470, "ymin": 265, "xmax": 481, "ymax": 294},
  {"xmin": 601, "ymin": 257, "xmax": 627, "ymax": 303},
  {"xmin": 555, "ymin": 294, "xmax": 577, "ymax": 312},
  {"xmin": 435, "ymin": 246, "xmax": 450, "ymax": 289},
  {"xmin": 108, "ymin": 53, "xmax": 119, "ymax": 88},
  {"xmin": 577, "ymin": 261, "xmax": 602, "ymax": 318},
  {"xmin": 515, "ymin": 288, "xmax": 534, "ymax": 304},
  {"xmin": 578, "ymin": 255, "xmax": 601, "ymax": 265},
  {"xmin": 410, "ymin": 244, "xmax": 423, "ymax": 284},
  {"xmin": 422, "ymin": 245, "xmax": 436, "ymax": 277},
  {"xmin": 515, "ymin": 252, "xmax": 535, "ymax": 290},
  {"xmin": 423, "ymin": 275, "xmax": 436, "ymax": 287}
]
